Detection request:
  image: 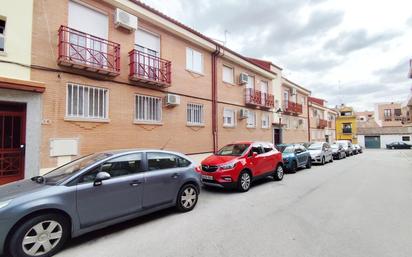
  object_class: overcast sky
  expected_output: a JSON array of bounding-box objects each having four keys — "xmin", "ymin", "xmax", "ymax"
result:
[{"xmin": 142, "ymin": 0, "xmax": 412, "ymax": 111}]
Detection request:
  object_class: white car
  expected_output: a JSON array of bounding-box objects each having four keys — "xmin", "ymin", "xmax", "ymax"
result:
[
  {"xmin": 307, "ymin": 142, "xmax": 333, "ymax": 165},
  {"xmin": 353, "ymin": 144, "xmax": 363, "ymax": 154}
]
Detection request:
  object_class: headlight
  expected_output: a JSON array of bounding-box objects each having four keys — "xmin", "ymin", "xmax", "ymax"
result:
[
  {"xmin": 0, "ymin": 200, "xmax": 12, "ymax": 209},
  {"xmin": 220, "ymin": 161, "xmax": 237, "ymax": 170}
]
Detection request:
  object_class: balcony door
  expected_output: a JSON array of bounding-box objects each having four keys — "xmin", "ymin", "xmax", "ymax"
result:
[
  {"xmin": 135, "ymin": 29, "xmax": 160, "ymax": 80},
  {"xmin": 260, "ymin": 81, "xmax": 268, "ymax": 105},
  {"xmin": 68, "ymin": 1, "xmax": 108, "ymax": 68}
]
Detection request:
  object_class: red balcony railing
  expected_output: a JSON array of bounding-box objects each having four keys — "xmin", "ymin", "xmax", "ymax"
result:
[
  {"xmin": 261, "ymin": 93, "xmax": 275, "ymax": 109},
  {"xmin": 284, "ymin": 101, "xmax": 303, "ymax": 114},
  {"xmin": 318, "ymin": 119, "xmax": 328, "ymax": 129},
  {"xmin": 129, "ymin": 49, "xmax": 171, "ymax": 87},
  {"xmin": 58, "ymin": 25, "xmax": 120, "ymax": 76},
  {"xmin": 246, "ymin": 88, "xmax": 262, "ymax": 106},
  {"xmin": 245, "ymin": 89, "xmax": 275, "ymax": 109}
]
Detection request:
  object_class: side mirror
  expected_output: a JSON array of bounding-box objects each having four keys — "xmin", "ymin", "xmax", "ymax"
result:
[{"xmin": 94, "ymin": 172, "xmax": 111, "ymax": 186}]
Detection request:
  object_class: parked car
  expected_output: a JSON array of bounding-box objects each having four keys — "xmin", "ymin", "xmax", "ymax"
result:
[
  {"xmin": 335, "ymin": 140, "xmax": 354, "ymax": 156},
  {"xmin": 353, "ymin": 144, "xmax": 363, "ymax": 154},
  {"xmin": 0, "ymin": 149, "xmax": 200, "ymax": 257},
  {"xmin": 307, "ymin": 142, "xmax": 333, "ymax": 165},
  {"xmin": 199, "ymin": 141, "xmax": 284, "ymax": 192},
  {"xmin": 277, "ymin": 144, "xmax": 311, "ymax": 173},
  {"xmin": 331, "ymin": 143, "xmax": 346, "ymax": 160},
  {"xmin": 386, "ymin": 141, "xmax": 412, "ymax": 149}
]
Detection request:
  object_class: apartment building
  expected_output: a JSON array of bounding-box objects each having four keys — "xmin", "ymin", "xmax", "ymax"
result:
[
  {"xmin": 336, "ymin": 105, "xmax": 358, "ymax": 143},
  {"xmin": 279, "ymin": 78, "xmax": 311, "ymax": 143},
  {"xmin": 18, "ymin": 0, "xmax": 280, "ymax": 174},
  {"xmin": 308, "ymin": 97, "xmax": 337, "ymax": 143},
  {"xmin": 374, "ymin": 102, "xmax": 403, "ymax": 127},
  {"xmin": 0, "ymin": 0, "xmax": 45, "ymax": 185}
]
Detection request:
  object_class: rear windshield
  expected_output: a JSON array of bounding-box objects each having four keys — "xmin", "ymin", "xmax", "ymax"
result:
[{"xmin": 217, "ymin": 144, "xmax": 250, "ymax": 156}]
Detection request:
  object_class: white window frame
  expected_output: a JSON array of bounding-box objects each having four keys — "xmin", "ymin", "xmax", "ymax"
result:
[
  {"xmin": 135, "ymin": 94, "xmax": 162, "ymax": 124},
  {"xmin": 187, "ymin": 103, "xmax": 204, "ymax": 126},
  {"xmin": 223, "ymin": 108, "xmax": 236, "ymax": 127},
  {"xmin": 246, "ymin": 75, "xmax": 255, "ymax": 89},
  {"xmin": 222, "ymin": 65, "xmax": 234, "ymax": 84},
  {"xmin": 0, "ymin": 18, "xmax": 6, "ymax": 53},
  {"xmin": 66, "ymin": 83, "xmax": 109, "ymax": 121},
  {"xmin": 246, "ymin": 111, "xmax": 256, "ymax": 128},
  {"xmin": 262, "ymin": 113, "xmax": 270, "ymax": 129},
  {"xmin": 186, "ymin": 47, "xmax": 203, "ymax": 74}
]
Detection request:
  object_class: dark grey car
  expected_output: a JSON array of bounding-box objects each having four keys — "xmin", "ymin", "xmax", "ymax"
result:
[{"xmin": 0, "ymin": 149, "xmax": 200, "ymax": 257}]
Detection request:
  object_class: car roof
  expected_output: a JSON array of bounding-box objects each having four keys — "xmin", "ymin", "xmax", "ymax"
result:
[{"xmin": 95, "ymin": 148, "xmax": 189, "ymax": 157}]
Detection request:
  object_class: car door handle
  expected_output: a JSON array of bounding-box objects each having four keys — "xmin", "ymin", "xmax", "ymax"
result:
[
  {"xmin": 130, "ymin": 180, "xmax": 143, "ymax": 187},
  {"xmin": 171, "ymin": 173, "xmax": 180, "ymax": 179}
]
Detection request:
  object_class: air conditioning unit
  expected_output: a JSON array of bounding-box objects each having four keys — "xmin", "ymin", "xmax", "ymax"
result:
[
  {"xmin": 114, "ymin": 8, "xmax": 138, "ymax": 31},
  {"xmin": 239, "ymin": 108, "xmax": 249, "ymax": 119},
  {"xmin": 291, "ymin": 88, "xmax": 297, "ymax": 95},
  {"xmin": 239, "ymin": 73, "xmax": 248, "ymax": 85},
  {"xmin": 165, "ymin": 94, "xmax": 180, "ymax": 106}
]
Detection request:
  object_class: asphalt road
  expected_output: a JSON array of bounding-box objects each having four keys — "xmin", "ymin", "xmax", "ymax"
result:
[{"xmin": 56, "ymin": 149, "xmax": 412, "ymax": 257}]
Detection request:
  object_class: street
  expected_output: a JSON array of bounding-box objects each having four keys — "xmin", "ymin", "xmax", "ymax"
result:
[{"xmin": 56, "ymin": 149, "xmax": 412, "ymax": 257}]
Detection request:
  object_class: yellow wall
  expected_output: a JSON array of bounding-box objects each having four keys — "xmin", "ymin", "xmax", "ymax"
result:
[
  {"xmin": 0, "ymin": 0, "xmax": 33, "ymax": 80},
  {"xmin": 336, "ymin": 115, "xmax": 358, "ymax": 143}
]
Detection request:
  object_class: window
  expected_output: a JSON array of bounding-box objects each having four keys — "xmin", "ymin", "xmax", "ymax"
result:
[
  {"xmin": 283, "ymin": 91, "xmax": 289, "ymax": 106},
  {"xmin": 342, "ymin": 123, "xmax": 352, "ymax": 134},
  {"xmin": 384, "ymin": 109, "xmax": 392, "ymax": 118},
  {"xmin": 247, "ymin": 111, "xmax": 256, "ymax": 128},
  {"xmin": 223, "ymin": 65, "xmax": 234, "ymax": 84},
  {"xmin": 402, "ymin": 136, "xmax": 410, "ymax": 142},
  {"xmin": 80, "ymin": 153, "xmax": 143, "ymax": 183},
  {"xmin": 223, "ymin": 109, "xmax": 236, "ymax": 127},
  {"xmin": 313, "ymin": 109, "xmax": 318, "ymax": 117},
  {"xmin": 147, "ymin": 152, "xmax": 179, "ymax": 170},
  {"xmin": 186, "ymin": 47, "xmax": 203, "ymax": 73},
  {"xmin": 67, "ymin": 83, "xmax": 108, "ymax": 119},
  {"xmin": 394, "ymin": 109, "xmax": 402, "ymax": 116},
  {"xmin": 0, "ymin": 19, "xmax": 5, "ymax": 52},
  {"xmin": 260, "ymin": 81, "xmax": 269, "ymax": 103},
  {"xmin": 187, "ymin": 103, "xmax": 204, "ymax": 125},
  {"xmin": 246, "ymin": 75, "xmax": 255, "ymax": 89},
  {"xmin": 135, "ymin": 28, "xmax": 160, "ymax": 56},
  {"xmin": 262, "ymin": 113, "xmax": 270, "ymax": 128},
  {"xmin": 135, "ymin": 95, "xmax": 162, "ymax": 123}
]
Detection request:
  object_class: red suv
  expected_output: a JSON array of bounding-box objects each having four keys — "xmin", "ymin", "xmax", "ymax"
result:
[{"xmin": 198, "ymin": 141, "xmax": 284, "ymax": 192}]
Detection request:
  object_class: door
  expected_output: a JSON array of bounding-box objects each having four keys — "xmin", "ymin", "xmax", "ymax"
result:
[
  {"xmin": 76, "ymin": 153, "xmax": 144, "ymax": 227},
  {"xmin": 0, "ymin": 102, "xmax": 26, "ymax": 185},
  {"xmin": 295, "ymin": 147, "xmax": 307, "ymax": 166},
  {"xmin": 274, "ymin": 128, "xmax": 281, "ymax": 144},
  {"xmin": 135, "ymin": 29, "xmax": 161, "ymax": 80},
  {"xmin": 248, "ymin": 145, "xmax": 267, "ymax": 176},
  {"xmin": 143, "ymin": 152, "xmax": 184, "ymax": 209},
  {"xmin": 365, "ymin": 136, "xmax": 380, "ymax": 148},
  {"xmin": 260, "ymin": 81, "xmax": 268, "ymax": 105}
]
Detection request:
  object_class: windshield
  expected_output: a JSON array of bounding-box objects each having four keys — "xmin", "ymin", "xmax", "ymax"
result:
[
  {"xmin": 308, "ymin": 144, "xmax": 322, "ymax": 150},
  {"xmin": 217, "ymin": 144, "xmax": 250, "ymax": 156},
  {"xmin": 281, "ymin": 146, "xmax": 294, "ymax": 153},
  {"xmin": 43, "ymin": 153, "xmax": 113, "ymax": 184}
]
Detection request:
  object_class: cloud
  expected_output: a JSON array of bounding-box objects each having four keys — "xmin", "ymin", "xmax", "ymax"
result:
[
  {"xmin": 324, "ymin": 29, "xmax": 400, "ymax": 55},
  {"xmin": 374, "ymin": 59, "xmax": 411, "ymax": 83}
]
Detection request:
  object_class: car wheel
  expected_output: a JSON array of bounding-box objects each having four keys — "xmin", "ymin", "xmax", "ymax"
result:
[
  {"xmin": 306, "ymin": 158, "xmax": 312, "ymax": 169},
  {"xmin": 273, "ymin": 165, "xmax": 284, "ymax": 181},
  {"xmin": 290, "ymin": 161, "xmax": 297, "ymax": 173},
  {"xmin": 330, "ymin": 156, "xmax": 334, "ymax": 163},
  {"xmin": 237, "ymin": 171, "xmax": 252, "ymax": 192},
  {"xmin": 321, "ymin": 157, "xmax": 325, "ymax": 165},
  {"xmin": 8, "ymin": 213, "xmax": 69, "ymax": 257},
  {"xmin": 176, "ymin": 184, "xmax": 198, "ymax": 212}
]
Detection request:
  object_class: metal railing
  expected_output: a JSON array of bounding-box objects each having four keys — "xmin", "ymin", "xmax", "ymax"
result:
[{"xmin": 129, "ymin": 49, "xmax": 171, "ymax": 86}]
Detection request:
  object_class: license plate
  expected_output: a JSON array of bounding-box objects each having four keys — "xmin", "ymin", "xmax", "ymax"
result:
[{"xmin": 202, "ymin": 175, "xmax": 213, "ymax": 180}]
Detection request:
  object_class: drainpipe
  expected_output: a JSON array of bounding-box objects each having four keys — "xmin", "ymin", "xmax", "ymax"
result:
[
  {"xmin": 307, "ymin": 100, "xmax": 311, "ymax": 142},
  {"xmin": 211, "ymin": 45, "xmax": 222, "ymax": 153}
]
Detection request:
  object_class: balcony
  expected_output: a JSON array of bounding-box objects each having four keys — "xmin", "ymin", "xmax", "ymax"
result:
[
  {"xmin": 245, "ymin": 89, "xmax": 275, "ymax": 109},
  {"xmin": 129, "ymin": 50, "xmax": 171, "ymax": 87},
  {"xmin": 283, "ymin": 101, "xmax": 303, "ymax": 114},
  {"xmin": 317, "ymin": 119, "xmax": 328, "ymax": 129},
  {"xmin": 245, "ymin": 88, "xmax": 262, "ymax": 106},
  {"xmin": 58, "ymin": 26, "xmax": 120, "ymax": 76}
]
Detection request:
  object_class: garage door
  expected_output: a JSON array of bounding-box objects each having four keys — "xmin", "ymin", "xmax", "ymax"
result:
[{"xmin": 365, "ymin": 136, "xmax": 381, "ymax": 149}]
